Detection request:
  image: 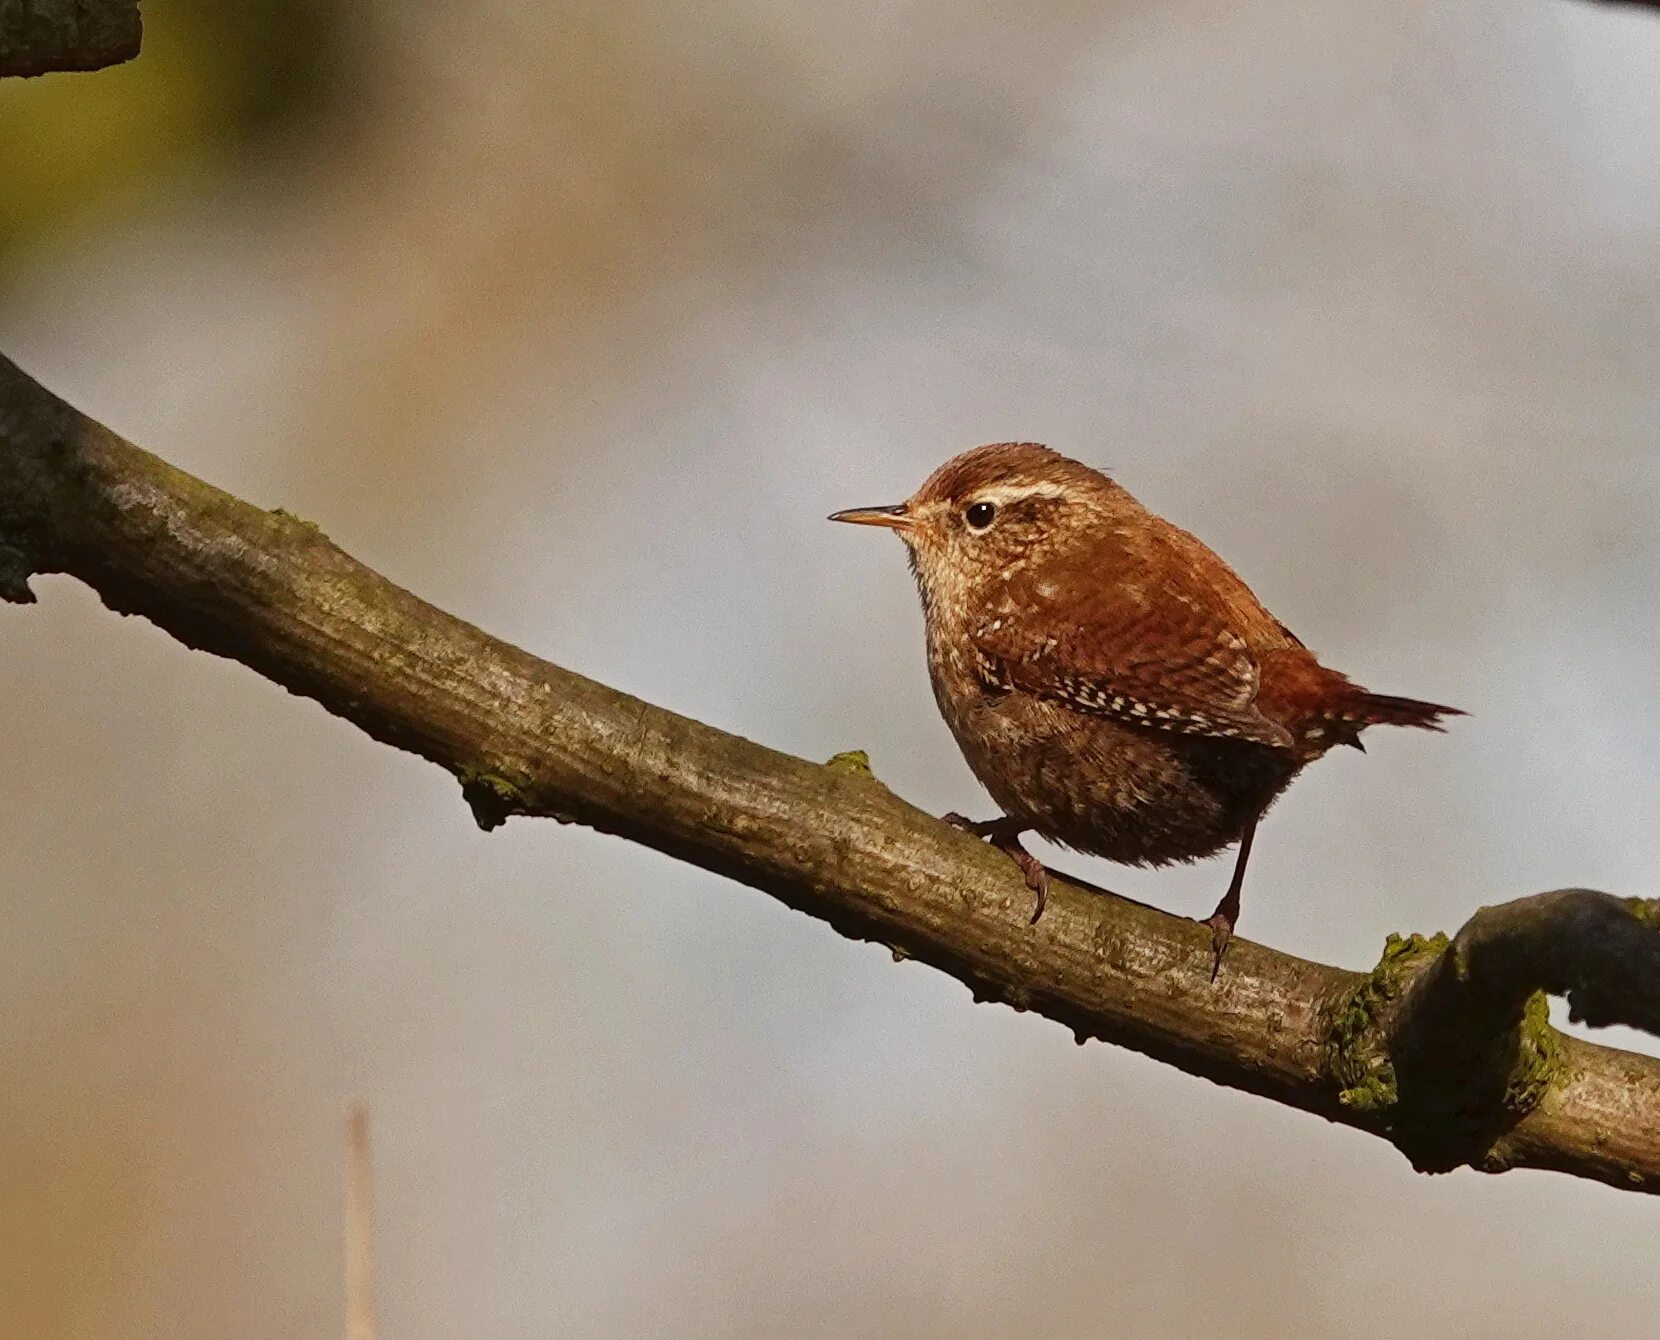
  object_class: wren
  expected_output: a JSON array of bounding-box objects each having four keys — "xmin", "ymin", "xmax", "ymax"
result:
[{"xmin": 831, "ymin": 442, "xmax": 1461, "ymax": 977}]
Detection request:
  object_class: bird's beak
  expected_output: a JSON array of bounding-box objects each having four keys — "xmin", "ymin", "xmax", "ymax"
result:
[{"xmin": 828, "ymin": 503, "xmax": 911, "ymax": 531}]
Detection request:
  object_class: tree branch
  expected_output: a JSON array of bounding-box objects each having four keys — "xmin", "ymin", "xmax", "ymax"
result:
[
  {"xmin": 3, "ymin": 351, "xmax": 1659, "ymax": 1193},
  {"xmin": 0, "ymin": 0, "xmax": 140, "ymax": 77}
]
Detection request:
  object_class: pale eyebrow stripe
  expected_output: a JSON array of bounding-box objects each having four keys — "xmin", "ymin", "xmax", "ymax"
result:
[{"xmin": 969, "ymin": 482, "xmax": 1070, "ymax": 507}]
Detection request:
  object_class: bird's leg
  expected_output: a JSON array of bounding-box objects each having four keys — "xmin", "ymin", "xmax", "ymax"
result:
[
  {"xmin": 943, "ymin": 813, "xmax": 1050, "ymax": 924},
  {"xmin": 1202, "ymin": 813, "xmax": 1259, "ymax": 981}
]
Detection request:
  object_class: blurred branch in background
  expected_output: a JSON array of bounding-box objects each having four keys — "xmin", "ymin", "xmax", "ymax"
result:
[
  {"xmin": 0, "ymin": 0, "xmax": 350, "ymax": 285},
  {"xmin": 345, "ymin": 1104, "xmax": 378, "ymax": 1340},
  {"xmin": 4, "ymin": 353, "xmax": 1660, "ymax": 1196},
  {"xmin": 0, "ymin": 0, "xmax": 139, "ymax": 77}
]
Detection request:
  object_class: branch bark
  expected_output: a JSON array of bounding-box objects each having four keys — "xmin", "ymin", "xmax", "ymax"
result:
[
  {"xmin": 4, "ymin": 351, "xmax": 1660, "ymax": 1194},
  {"xmin": 0, "ymin": 0, "xmax": 140, "ymax": 77}
]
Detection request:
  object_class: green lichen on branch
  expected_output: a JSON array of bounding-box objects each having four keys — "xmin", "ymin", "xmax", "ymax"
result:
[
  {"xmin": 1625, "ymin": 897, "xmax": 1660, "ymax": 926},
  {"xmin": 825, "ymin": 749, "xmax": 874, "ymax": 778},
  {"xmin": 1327, "ymin": 931, "xmax": 1448, "ymax": 1114},
  {"xmin": 458, "ymin": 765, "xmax": 529, "ymax": 832},
  {"xmin": 1502, "ymin": 989, "xmax": 1564, "ymax": 1115},
  {"xmin": 1466, "ymin": 990, "xmax": 1567, "ymax": 1174}
]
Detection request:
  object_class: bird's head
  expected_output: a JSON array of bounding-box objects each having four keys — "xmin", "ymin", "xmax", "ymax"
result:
[{"xmin": 830, "ymin": 442, "xmax": 1121, "ymax": 615}]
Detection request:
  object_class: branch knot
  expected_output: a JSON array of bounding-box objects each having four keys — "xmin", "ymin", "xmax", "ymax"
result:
[
  {"xmin": 1327, "ymin": 931, "xmax": 1447, "ymax": 1116},
  {"xmin": 1327, "ymin": 929, "xmax": 1568, "ymax": 1175}
]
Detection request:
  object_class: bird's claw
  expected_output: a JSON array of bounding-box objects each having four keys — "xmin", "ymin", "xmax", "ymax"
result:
[
  {"xmin": 1202, "ymin": 912, "xmax": 1234, "ymax": 982},
  {"xmin": 942, "ymin": 812, "xmax": 1050, "ymax": 924},
  {"xmin": 1016, "ymin": 854, "xmax": 1049, "ymax": 924}
]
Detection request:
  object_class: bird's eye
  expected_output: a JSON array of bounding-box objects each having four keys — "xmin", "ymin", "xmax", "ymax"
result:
[{"xmin": 964, "ymin": 501, "xmax": 997, "ymax": 531}]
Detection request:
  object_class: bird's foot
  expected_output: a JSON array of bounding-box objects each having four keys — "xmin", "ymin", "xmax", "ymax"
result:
[
  {"xmin": 942, "ymin": 813, "xmax": 1049, "ymax": 923},
  {"xmin": 1004, "ymin": 842, "xmax": 1050, "ymax": 924},
  {"xmin": 1201, "ymin": 911, "xmax": 1234, "ymax": 983}
]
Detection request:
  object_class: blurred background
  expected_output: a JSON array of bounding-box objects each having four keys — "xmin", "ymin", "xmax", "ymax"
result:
[{"xmin": 3, "ymin": 0, "xmax": 1659, "ymax": 1334}]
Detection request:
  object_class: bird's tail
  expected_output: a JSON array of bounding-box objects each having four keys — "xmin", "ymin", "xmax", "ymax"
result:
[
  {"xmin": 1345, "ymin": 690, "xmax": 1465, "ymax": 732},
  {"xmin": 1313, "ymin": 689, "xmax": 1464, "ymax": 752},
  {"xmin": 1254, "ymin": 650, "xmax": 1464, "ymax": 751}
]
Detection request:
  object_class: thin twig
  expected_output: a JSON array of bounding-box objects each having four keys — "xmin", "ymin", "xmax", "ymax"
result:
[{"xmin": 345, "ymin": 1102, "xmax": 378, "ymax": 1340}]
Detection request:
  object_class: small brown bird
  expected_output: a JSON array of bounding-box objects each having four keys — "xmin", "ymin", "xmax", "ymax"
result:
[{"xmin": 831, "ymin": 442, "xmax": 1460, "ymax": 976}]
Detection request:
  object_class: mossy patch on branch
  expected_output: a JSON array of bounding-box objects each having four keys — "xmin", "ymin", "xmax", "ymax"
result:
[
  {"xmin": 1327, "ymin": 931, "xmax": 1449, "ymax": 1114},
  {"xmin": 825, "ymin": 749, "xmax": 874, "ymax": 778},
  {"xmin": 1503, "ymin": 989, "xmax": 1564, "ymax": 1115},
  {"xmin": 458, "ymin": 765, "xmax": 529, "ymax": 832},
  {"xmin": 1330, "ymin": 930, "xmax": 1569, "ymax": 1173}
]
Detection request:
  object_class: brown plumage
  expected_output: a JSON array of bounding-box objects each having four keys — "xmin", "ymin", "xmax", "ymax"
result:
[{"xmin": 831, "ymin": 442, "xmax": 1461, "ymax": 976}]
